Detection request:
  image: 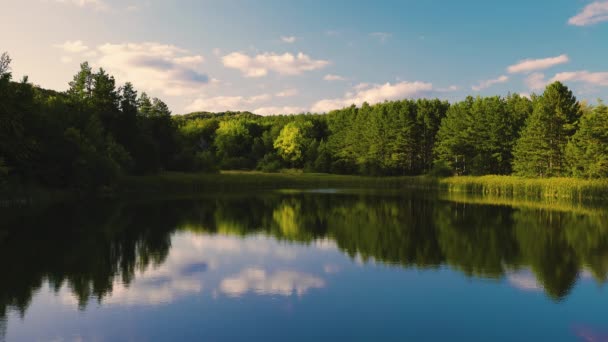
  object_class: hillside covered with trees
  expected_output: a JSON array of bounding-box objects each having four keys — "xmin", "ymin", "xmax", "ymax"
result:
[{"xmin": 2, "ymin": 53, "xmax": 608, "ymax": 191}]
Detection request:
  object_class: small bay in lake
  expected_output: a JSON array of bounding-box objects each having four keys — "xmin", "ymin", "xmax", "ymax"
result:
[{"xmin": 1, "ymin": 189, "xmax": 608, "ymax": 341}]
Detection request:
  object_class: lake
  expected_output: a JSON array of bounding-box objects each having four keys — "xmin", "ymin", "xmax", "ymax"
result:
[{"xmin": 1, "ymin": 189, "xmax": 607, "ymax": 341}]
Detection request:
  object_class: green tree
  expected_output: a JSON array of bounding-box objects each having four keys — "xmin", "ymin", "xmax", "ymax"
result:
[
  {"xmin": 566, "ymin": 102, "xmax": 608, "ymax": 178},
  {"xmin": 67, "ymin": 62, "xmax": 94, "ymax": 102},
  {"xmin": 215, "ymin": 120, "xmax": 254, "ymax": 169},
  {"xmin": 513, "ymin": 82, "xmax": 579, "ymax": 177},
  {"xmin": 274, "ymin": 121, "xmax": 313, "ymax": 166}
]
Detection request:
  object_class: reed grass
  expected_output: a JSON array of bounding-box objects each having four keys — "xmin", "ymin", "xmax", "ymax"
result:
[{"xmin": 439, "ymin": 175, "xmax": 608, "ymax": 201}]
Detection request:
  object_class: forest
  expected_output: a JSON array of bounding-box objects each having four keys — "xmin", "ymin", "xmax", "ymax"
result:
[{"xmin": 2, "ymin": 52, "xmax": 608, "ymax": 191}]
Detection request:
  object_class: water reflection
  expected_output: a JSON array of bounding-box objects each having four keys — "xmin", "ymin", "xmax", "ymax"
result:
[
  {"xmin": 1, "ymin": 190, "xmax": 608, "ymax": 339},
  {"xmin": 220, "ymin": 268, "xmax": 325, "ymax": 297}
]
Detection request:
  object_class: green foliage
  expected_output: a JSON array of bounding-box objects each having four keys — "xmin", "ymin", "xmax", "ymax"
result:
[
  {"xmin": 4, "ymin": 51, "xmax": 608, "ymax": 192},
  {"xmin": 0, "ymin": 53, "xmax": 183, "ymax": 190},
  {"xmin": 439, "ymin": 175, "xmax": 608, "ymax": 200},
  {"xmin": 513, "ymin": 82, "xmax": 580, "ymax": 177},
  {"xmin": 566, "ymin": 102, "xmax": 608, "ymax": 178},
  {"xmin": 257, "ymin": 153, "xmax": 282, "ymax": 173},
  {"xmin": 274, "ymin": 121, "xmax": 313, "ymax": 166},
  {"xmin": 429, "ymin": 160, "xmax": 453, "ymax": 178},
  {"xmin": 435, "ymin": 95, "xmax": 532, "ymax": 175}
]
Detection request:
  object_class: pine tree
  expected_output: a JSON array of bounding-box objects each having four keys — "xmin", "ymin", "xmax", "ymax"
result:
[
  {"xmin": 67, "ymin": 62, "xmax": 94, "ymax": 101},
  {"xmin": 566, "ymin": 102, "xmax": 608, "ymax": 178},
  {"xmin": 513, "ymin": 82, "xmax": 579, "ymax": 177}
]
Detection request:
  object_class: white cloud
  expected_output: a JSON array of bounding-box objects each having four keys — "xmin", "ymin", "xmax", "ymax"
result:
[
  {"xmin": 437, "ymin": 85, "xmax": 460, "ymax": 92},
  {"xmin": 60, "ymin": 56, "xmax": 73, "ymax": 64},
  {"xmin": 471, "ymin": 75, "xmax": 509, "ymax": 91},
  {"xmin": 551, "ymin": 70, "xmax": 608, "ymax": 86},
  {"xmin": 174, "ymin": 55, "xmax": 205, "ymax": 66},
  {"xmin": 74, "ymin": 42, "xmax": 210, "ymax": 97},
  {"xmin": 311, "ymin": 81, "xmax": 434, "ymax": 113},
  {"xmin": 507, "ymin": 54, "xmax": 569, "ymax": 74},
  {"xmin": 519, "ymin": 92, "xmax": 532, "ymax": 99},
  {"xmin": 323, "ymin": 74, "xmax": 347, "ymax": 81},
  {"xmin": 52, "ymin": 0, "xmax": 108, "ymax": 10},
  {"xmin": 275, "ymin": 88, "xmax": 298, "ymax": 97},
  {"xmin": 254, "ymin": 106, "xmax": 306, "ymax": 116},
  {"xmin": 280, "ymin": 36, "xmax": 297, "ymax": 43},
  {"xmin": 54, "ymin": 40, "xmax": 89, "ymax": 53},
  {"xmin": 222, "ymin": 51, "xmax": 329, "ymax": 77},
  {"xmin": 185, "ymin": 94, "xmax": 271, "ymax": 113},
  {"xmin": 525, "ymin": 72, "xmax": 548, "ymax": 91},
  {"xmin": 568, "ymin": 1, "xmax": 608, "ymax": 26},
  {"xmin": 370, "ymin": 32, "xmax": 391, "ymax": 43},
  {"xmin": 220, "ymin": 268, "xmax": 325, "ymax": 297}
]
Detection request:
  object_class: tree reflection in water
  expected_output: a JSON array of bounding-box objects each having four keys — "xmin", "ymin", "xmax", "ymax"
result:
[{"xmin": 1, "ymin": 190, "xmax": 608, "ymax": 334}]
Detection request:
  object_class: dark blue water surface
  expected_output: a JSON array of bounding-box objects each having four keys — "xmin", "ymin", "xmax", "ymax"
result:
[{"xmin": 1, "ymin": 190, "xmax": 608, "ymax": 341}]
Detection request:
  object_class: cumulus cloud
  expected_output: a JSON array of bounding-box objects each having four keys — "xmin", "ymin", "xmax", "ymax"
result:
[
  {"xmin": 220, "ymin": 268, "xmax": 325, "ymax": 297},
  {"xmin": 59, "ymin": 42, "xmax": 209, "ymax": 97},
  {"xmin": 568, "ymin": 1, "xmax": 608, "ymax": 26},
  {"xmin": 54, "ymin": 40, "xmax": 89, "ymax": 53},
  {"xmin": 471, "ymin": 75, "xmax": 509, "ymax": 91},
  {"xmin": 525, "ymin": 72, "xmax": 548, "ymax": 91},
  {"xmin": 281, "ymin": 36, "xmax": 297, "ymax": 43},
  {"xmin": 370, "ymin": 32, "xmax": 391, "ymax": 43},
  {"xmin": 311, "ymin": 81, "xmax": 434, "ymax": 113},
  {"xmin": 253, "ymin": 106, "xmax": 306, "ymax": 116},
  {"xmin": 185, "ymin": 94, "xmax": 271, "ymax": 113},
  {"xmin": 507, "ymin": 54, "xmax": 569, "ymax": 74},
  {"xmin": 52, "ymin": 0, "xmax": 108, "ymax": 10},
  {"xmin": 275, "ymin": 88, "xmax": 298, "ymax": 97},
  {"xmin": 551, "ymin": 70, "xmax": 608, "ymax": 86},
  {"xmin": 222, "ymin": 51, "xmax": 329, "ymax": 77},
  {"xmin": 323, "ymin": 74, "xmax": 347, "ymax": 81}
]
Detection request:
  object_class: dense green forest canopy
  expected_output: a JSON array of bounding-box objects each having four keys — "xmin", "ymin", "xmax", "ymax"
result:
[{"xmin": 2, "ymin": 53, "xmax": 607, "ymax": 190}]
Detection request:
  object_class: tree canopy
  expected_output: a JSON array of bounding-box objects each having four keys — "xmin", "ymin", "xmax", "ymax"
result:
[{"xmin": 2, "ymin": 52, "xmax": 608, "ymax": 192}]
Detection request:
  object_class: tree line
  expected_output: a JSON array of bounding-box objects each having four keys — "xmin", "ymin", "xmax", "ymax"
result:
[{"xmin": 2, "ymin": 53, "xmax": 608, "ymax": 190}]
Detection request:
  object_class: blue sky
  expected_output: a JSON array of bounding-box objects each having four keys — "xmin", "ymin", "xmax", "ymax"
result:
[{"xmin": 2, "ymin": 0, "xmax": 608, "ymax": 114}]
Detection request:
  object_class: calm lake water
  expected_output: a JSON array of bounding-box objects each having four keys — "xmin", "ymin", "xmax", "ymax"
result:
[{"xmin": 1, "ymin": 190, "xmax": 608, "ymax": 341}]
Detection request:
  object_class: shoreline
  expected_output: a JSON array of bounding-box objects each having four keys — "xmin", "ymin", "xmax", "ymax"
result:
[{"xmin": 4, "ymin": 172, "xmax": 608, "ymax": 205}]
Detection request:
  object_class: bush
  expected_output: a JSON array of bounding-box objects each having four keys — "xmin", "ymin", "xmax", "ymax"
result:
[
  {"xmin": 330, "ymin": 159, "xmax": 356, "ymax": 175},
  {"xmin": 220, "ymin": 157, "xmax": 253, "ymax": 170},
  {"xmin": 194, "ymin": 151, "xmax": 219, "ymax": 173},
  {"xmin": 257, "ymin": 154, "xmax": 282, "ymax": 173},
  {"xmin": 429, "ymin": 161, "xmax": 453, "ymax": 178}
]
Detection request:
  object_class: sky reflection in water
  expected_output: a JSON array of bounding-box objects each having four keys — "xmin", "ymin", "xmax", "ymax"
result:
[{"xmin": 2, "ymin": 190, "xmax": 608, "ymax": 341}]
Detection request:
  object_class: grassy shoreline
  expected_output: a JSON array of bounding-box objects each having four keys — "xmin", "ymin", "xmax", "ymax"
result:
[
  {"xmin": 118, "ymin": 171, "xmax": 608, "ymax": 201},
  {"xmin": 117, "ymin": 171, "xmax": 437, "ymax": 194},
  {"xmin": 438, "ymin": 175, "xmax": 608, "ymax": 201},
  {"xmin": 4, "ymin": 172, "xmax": 608, "ymax": 204}
]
